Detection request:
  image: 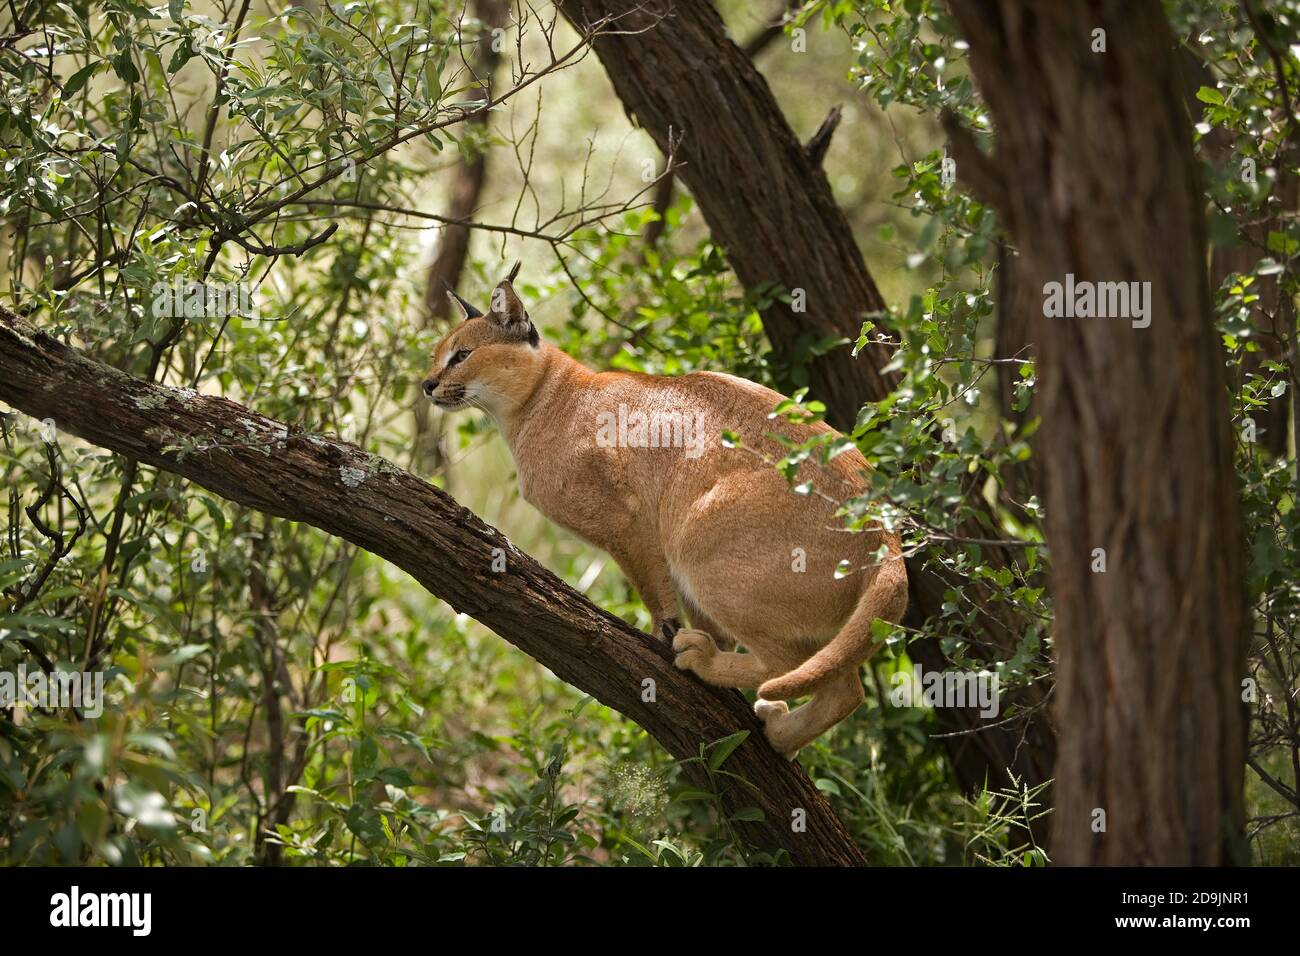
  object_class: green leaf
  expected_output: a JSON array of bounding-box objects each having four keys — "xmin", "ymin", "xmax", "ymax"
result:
[
  {"xmin": 63, "ymin": 62, "xmax": 100, "ymax": 96},
  {"xmin": 674, "ymin": 789, "xmax": 715, "ymax": 802},
  {"xmin": 1266, "ymin": 230, "xmax": 1299, "ymax": 256},
  {"xmin": 376, "ymin": 767, "xmax": 414, "ymax": 787},
  {"xmin": 0, "ymin": 612, "xmax": 77, "ymax": 634},
  {"xmin": 814, "ymin": 777, "xmax": 842, "ymax": 796},
  {"xmin": 706, "ymin": 730, "xmax": 749, "ymax": 771},
  {"xmin": 111, "ymin": 51, "xmax": 139, "ymax": 84},
  {"xmin": 167, "ymin": 43, "xmax": 193, "ymax": 75},
  {"xmin": 198, "ymin": 495, "xmax": 226, "ymax": 533}
]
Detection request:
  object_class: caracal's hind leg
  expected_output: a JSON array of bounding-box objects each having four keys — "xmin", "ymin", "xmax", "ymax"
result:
[
  {"xmin": 671, "ymin": 630, "xmax": 777, "ymax": 689},
  {"xmin": 755, "ymin": 670, "xmax": 865, "ymax": 759}
]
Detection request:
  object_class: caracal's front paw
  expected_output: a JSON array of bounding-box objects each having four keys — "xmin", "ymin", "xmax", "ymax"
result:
[
  {"xmin": 672, "ymin": 628, "xmax": 717, "ymax": 673},
  {"xmin": 754, "ymin": 699, "xmax": 797, "ymax": 759}
]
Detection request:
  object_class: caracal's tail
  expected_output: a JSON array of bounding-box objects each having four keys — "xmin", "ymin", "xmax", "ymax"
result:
[{"xmin": 757, "ymin": 553, "xmax": 908, "ymax": 701}]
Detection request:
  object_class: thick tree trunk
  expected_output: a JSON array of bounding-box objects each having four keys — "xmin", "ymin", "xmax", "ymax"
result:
[
  {"xmin": 946, "ymin": 0, "xmax": 1250, "ymax": 864},
  {"xmin": 0, "ymin": 305, "xmax": 865, "ymax": 866},
  {"xmin": 557, "ymin": 0, "xmax": 1057, "ymax": 820},
  {"xmin": 639, "ymin": 0, "xmax": 798, "ymax": 253}
]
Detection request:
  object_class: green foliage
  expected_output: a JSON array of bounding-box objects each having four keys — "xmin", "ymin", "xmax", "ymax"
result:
[
  {"xmin": 2, "ymin": 0, "xmax": 1297, "ymax": 868},
  {"xmin": 1175, "ymin": 0, "xmax": 1300, "ymax": 863}
]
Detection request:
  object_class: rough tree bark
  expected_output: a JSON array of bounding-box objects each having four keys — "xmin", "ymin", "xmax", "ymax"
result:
[
  {"xmin": 556, "ymin": 0, "xmax": 1057, "ymax": 817},
  {"xmin": 639, "ymin": 0, "xmax": 798, "ymax": 253},
  {"xmin": 945, "ymin": 0, "xmax": 1250, "ymax": 864},
  {"xmin": 0, "ymin": 305, "xmax": 865, "ymax": 866}
]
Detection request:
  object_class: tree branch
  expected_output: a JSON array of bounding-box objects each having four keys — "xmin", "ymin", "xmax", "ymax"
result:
[
  {"xmin": 0, "ymin": 304, "xmax": 865, "ymax": 866},
  {"xmin": 804, "ymin": 106, "xmax": 843, "ymax": 168}
]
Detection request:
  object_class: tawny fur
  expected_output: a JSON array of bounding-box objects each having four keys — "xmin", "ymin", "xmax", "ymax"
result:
[{"xmin": 423, "ymin": 273, "xmax": 908, "ymax": 757}]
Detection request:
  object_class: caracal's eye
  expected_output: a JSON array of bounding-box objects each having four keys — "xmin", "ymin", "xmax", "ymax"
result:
[{"xmin": 447, "ymin": 347, "xmax": 472, "ymax": 369}]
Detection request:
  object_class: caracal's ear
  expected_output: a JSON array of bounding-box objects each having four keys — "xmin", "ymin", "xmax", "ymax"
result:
[
  {"xmin": 443, "ymin": 282, "xmax": 483, "ymax": 320},
  {"xmin": 486, "ymin": 261, "xmax": 537, "ymax": 344}
]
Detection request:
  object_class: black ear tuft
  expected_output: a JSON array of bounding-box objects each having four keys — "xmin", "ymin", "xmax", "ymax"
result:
[
  {"xmin": 488, "ymin": 273, "xmax": 530, "ymax": 338},
  {"xmin": 443, "ymin": 281, "xmax": 483, "ymax": 319},
  {"xmin": 506, "ymin": 260, "xmax": 522, "ymax": 283}
]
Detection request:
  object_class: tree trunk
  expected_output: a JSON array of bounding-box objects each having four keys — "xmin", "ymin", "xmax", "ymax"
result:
[
  {"xmin": 556, "ymin": 0, "xmax": 1057, "ymax": 822},
  {"xmin": 946, "ymin": 0, "xmax": 1250, "ymax": 865},
  {"xmin": 639, "ymin": 0, "xmax": 798, "ymax": 253},
  {"xmin": 993, "ymin": 240, "xmax": 1038, "ymax": 522},
  {"xmin": 556, "ymin": 0, "xmax": 896, "ymax": 415},
  {"xmin": 0, "ymin": 305, "xmax": 865, "ymax": 866},
  {"xmin": 420, "ymin": 0, "xmax": 507, "ymax": 321},
  {"xmin": 413, "ymin": 0, "xmax": 509, "ymax": 473}
]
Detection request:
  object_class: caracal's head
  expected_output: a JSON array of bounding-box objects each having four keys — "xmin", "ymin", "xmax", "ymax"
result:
[{"xmin": 422, "ymin": 263, "xmax": 544, "ymax": 417}]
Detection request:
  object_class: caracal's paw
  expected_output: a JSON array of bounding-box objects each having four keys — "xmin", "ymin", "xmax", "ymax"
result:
[
  {"xmin": 672, "ymin": 628, "xmax": 717, "ymax": 673},
  {"xmin": 753, "ymin": 698, "xmax": 788, "ymax": 722},
  {"xmin": 754, "ymin": 699, "xmax": 797, "ymax": 759}
]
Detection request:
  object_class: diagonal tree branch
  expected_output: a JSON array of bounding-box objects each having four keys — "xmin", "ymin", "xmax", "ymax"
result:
[{"xmin": 0, "ymin": 304, "xmax": 865, "ymax": 866}]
